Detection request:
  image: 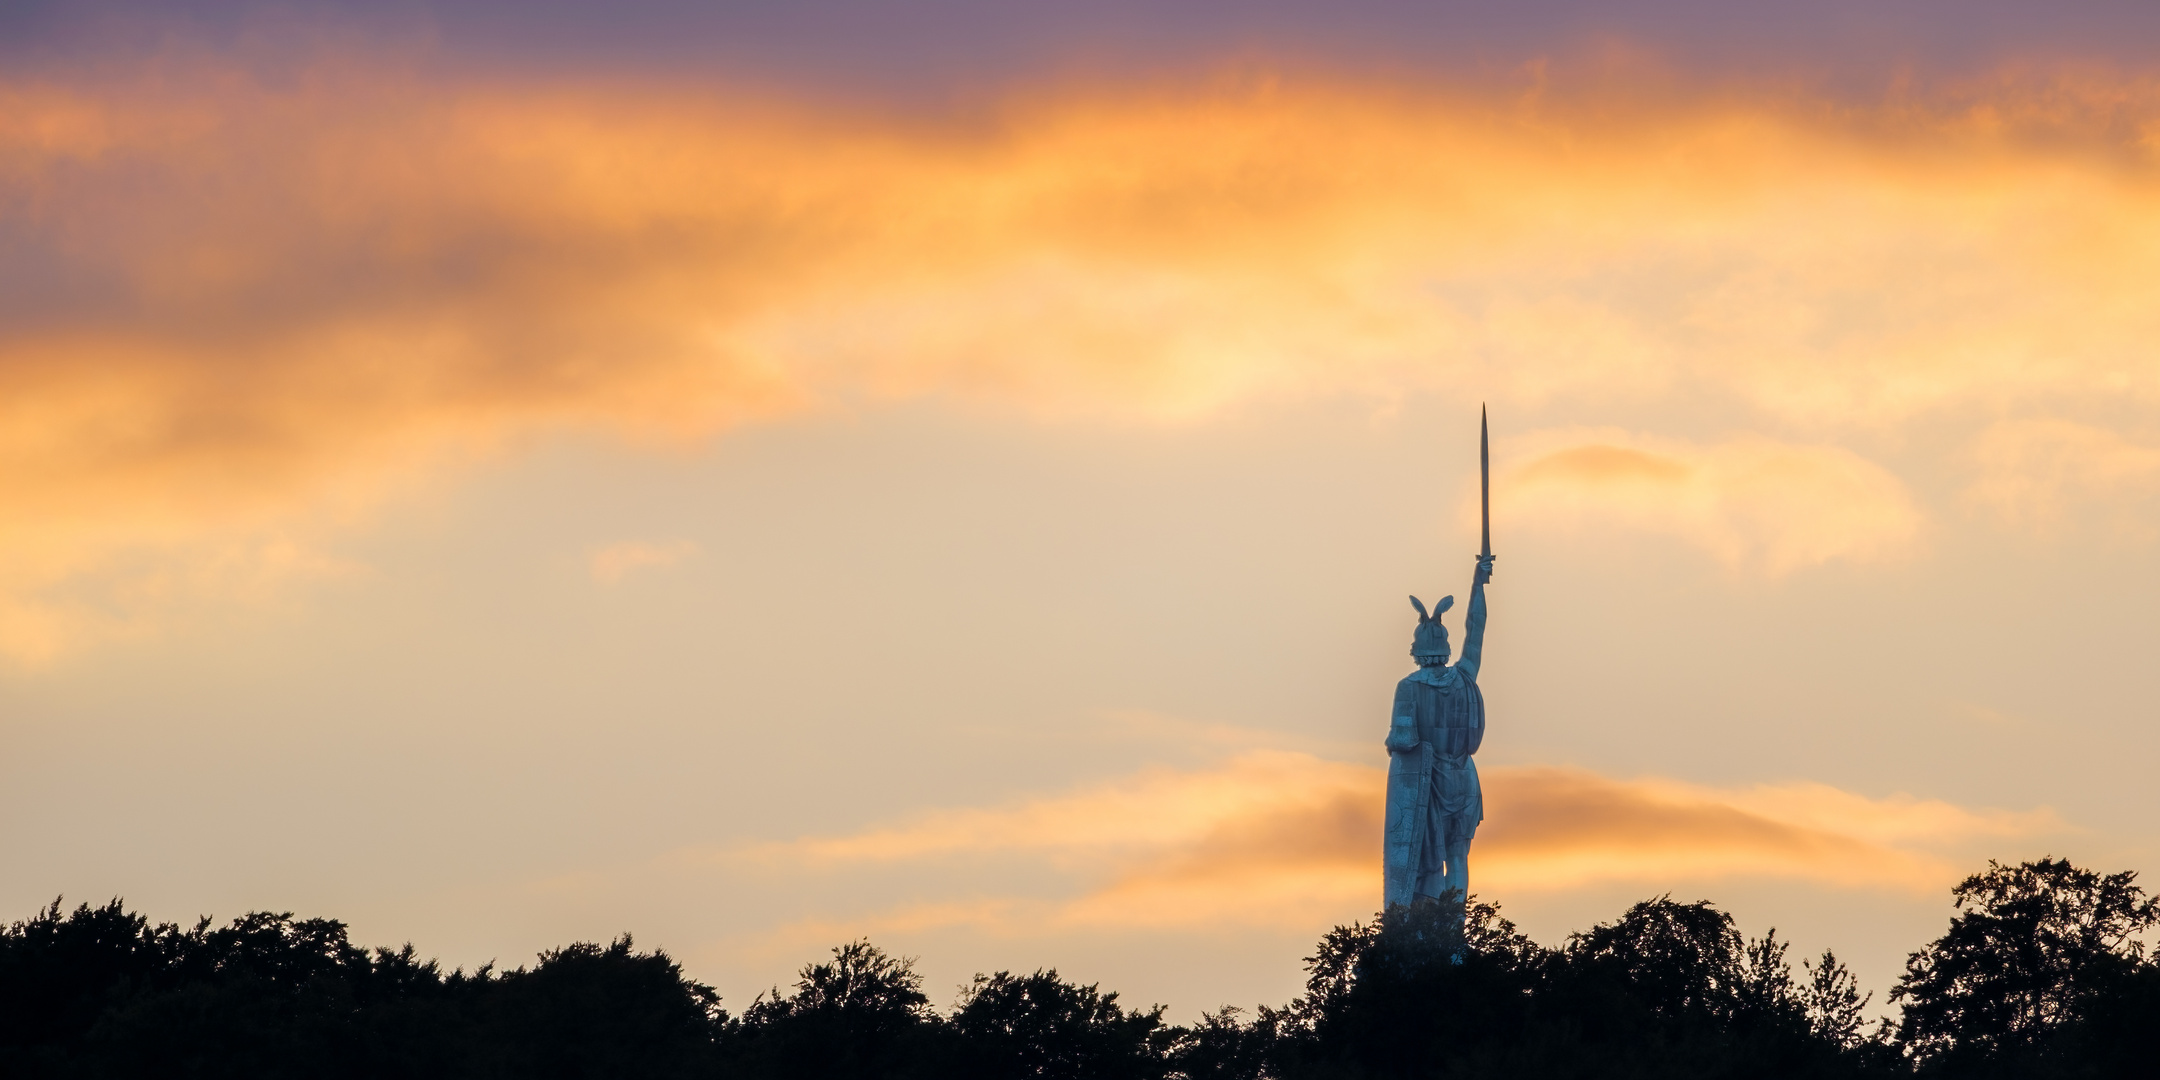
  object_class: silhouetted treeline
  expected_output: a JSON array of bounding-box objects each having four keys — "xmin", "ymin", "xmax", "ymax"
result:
[{"xmin": 2, "ymin": 857, "xmax": 2152, "ymax": 1078}]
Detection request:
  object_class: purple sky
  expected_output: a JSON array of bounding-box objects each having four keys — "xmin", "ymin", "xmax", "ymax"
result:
[{"xmin": 13, "ymin": 1, "xmax": 2160, "ymax": 96}]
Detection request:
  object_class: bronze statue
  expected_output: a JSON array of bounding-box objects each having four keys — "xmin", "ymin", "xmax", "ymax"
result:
[{"xmin": 1383, "ymin": 409, "xmax": 1494, "ymax": 909}]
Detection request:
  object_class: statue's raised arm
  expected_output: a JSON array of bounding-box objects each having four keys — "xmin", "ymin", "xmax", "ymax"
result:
[{"xmin": 1456, "ymin": 554, "xmax": 1493, "ymax": 684}]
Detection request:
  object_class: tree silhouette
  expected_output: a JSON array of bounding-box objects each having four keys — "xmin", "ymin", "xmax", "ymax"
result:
[
  {"xmin": 1563, "ymin": 896, "xmax": 1749, "ymax": 1026},
  {"xmin": 1800, "ymin": 948, "xmax": 1879, "ymax": 1050},
  {"xmin": 0, "ymin": 899, "xmax": 180, "ymax": 1074},
  {"xmin": 1893, "ymin": 857, "xmax": 2158, "ymax": 1075},
  {"xmin": 730, "ymin": 939, "xmax": 940, "ymax": 1079},
  {"xmin": 5, "ymin": 859, "xmax": 2156, "ymax": 1078},
  {"xmin": 471, "ymin": 935, "xmax": 723, "ymax": 1079},
  {"xmin": 1162, "ymin": 1006, "xmax": 1274, "ymax": 1080},
  {"xmin": 946, "ymin": 968, "xmax": 1169, "ymax": 1079}
]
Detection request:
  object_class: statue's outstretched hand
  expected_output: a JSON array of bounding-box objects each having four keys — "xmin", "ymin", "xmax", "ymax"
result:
[{"xmin": 1474, "ymin": 554, "xmax": 1494, "ymax": 586}]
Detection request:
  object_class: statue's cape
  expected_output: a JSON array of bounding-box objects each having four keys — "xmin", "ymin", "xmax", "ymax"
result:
[
  {"xmin": 1382, "ymin": 664, "xmax": 1485, "ymax": 908},
  {"xmin": 1401, "ymin": 664, "xmax": 1483, "ymax": 754},
  {"xmin": 1407, "ymin": 664, "xmax": 1458, "ymax": 688}
]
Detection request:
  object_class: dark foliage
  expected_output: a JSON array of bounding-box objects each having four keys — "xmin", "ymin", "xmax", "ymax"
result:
[
  {"xmin": 729, "ymin": 939, "xmax": 940, "ymax": 1079},
  {"xmin": 1243, "ymin": 895, "xmax": 1884, "ymax": 1080},
  {"xmin": 0, "ymin": 900, "xmax": 724, "ymax": 1079},
  {"xmin": 2, "ymin": 858, "xmax": 2152, "ymax": 1079},
  {"xmin": 946, "ymin": 968, "xmax": 1170, "ymax": 1079},
  {"xmin": 1165, "ymin": 1006, "xmax": 1277, "ymax": 1080},
  {"xmin": 1892, "ymin": 857, "xmax": 2159, "ymax": 1077},
  {"xmin": 471, "ymin": 936, "xmax": 724, "ymax": 1079}
]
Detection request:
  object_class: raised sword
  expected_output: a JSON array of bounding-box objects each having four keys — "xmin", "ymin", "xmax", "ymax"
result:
[{"xmin": 1480, "ymin": 404, "xmax": 1493, "ymax": 579}]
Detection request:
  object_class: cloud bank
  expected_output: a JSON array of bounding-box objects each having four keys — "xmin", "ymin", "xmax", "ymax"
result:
[
  {"xmin": 746, "ymin": 750, "xmax": 2058, "ymax": 933},
  {"xmin": 7, "ymin": 60, "xmax": 2160, "ymax": 655}
]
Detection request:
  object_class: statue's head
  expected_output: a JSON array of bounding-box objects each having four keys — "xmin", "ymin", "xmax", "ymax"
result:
[{"xmin": 1409, "ymin": 595, "xmax": 1453, "ymax": 666}]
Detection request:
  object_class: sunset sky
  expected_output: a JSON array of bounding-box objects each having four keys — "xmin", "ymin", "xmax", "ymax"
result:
[{"xmin": 4, "ymin": 0, "xmax": 2159, "ymax": 1018}]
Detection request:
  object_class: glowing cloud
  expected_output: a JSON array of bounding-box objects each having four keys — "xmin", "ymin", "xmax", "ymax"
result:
[
  {"xmin": 1499, "ymin": 432, "xmax": 1923, "ymax": 573},
  {"xmin": 749, "ymin": 750, "xmax": 2058, "ymax": 931},
  {"xmin": 1966, "ymin": 418, "xmax": 2160, "ymax": 529},
  {"xmin": 7, "ymin": 62, "xmax": 2160, "ymax": 654},
  {"xmin": 590, "ymin": 539, "xmax": 700, "ymax": 583}
]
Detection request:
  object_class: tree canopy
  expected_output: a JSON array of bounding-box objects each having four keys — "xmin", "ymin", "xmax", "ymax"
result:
[{"xmin": 1, "ymin": 857, "xmax": 2151, "ymax": 1078}]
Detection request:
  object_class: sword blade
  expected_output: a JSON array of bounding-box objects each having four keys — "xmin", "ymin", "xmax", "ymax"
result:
[{"xmin": 1480, "ymin": 404, "xmax": 1491, "ymax": 558}]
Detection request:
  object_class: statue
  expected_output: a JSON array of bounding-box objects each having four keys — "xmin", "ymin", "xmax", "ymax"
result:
[
  {"xmin": 1383, "ymin": 409, "xmax": 1495, "ymax": 910},
  {"xmin": 1382, "ymin": 559, "xmax": 1493, "ymax": 908}
]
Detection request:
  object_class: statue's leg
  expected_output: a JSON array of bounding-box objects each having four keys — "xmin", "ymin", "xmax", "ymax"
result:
[
  {"xmin": 1414, "ymin": 790, "xmax": 1452, "ymax": 902},
  {"xmin": 1442, "ymin": 835, "xmax": 1471, "ymax": 900},
  {"xmin": 1417, "ymin": 867, "xmax": 1450, "ymax": 902}
]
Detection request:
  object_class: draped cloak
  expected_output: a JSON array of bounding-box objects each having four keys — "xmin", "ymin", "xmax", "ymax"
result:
[{"xmin": 1382, "ymin": 663, "xmax": 1485, "ymax": 908}]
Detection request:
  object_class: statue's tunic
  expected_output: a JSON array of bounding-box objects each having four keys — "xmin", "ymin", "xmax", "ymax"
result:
[{"xmin": 1382, "ymin": 663, "xmax": 1485, "ymax": 908}]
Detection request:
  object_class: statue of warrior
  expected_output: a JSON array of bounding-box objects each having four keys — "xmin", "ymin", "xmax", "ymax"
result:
[{"xmin": 1383, "ymin": 552, "xmax": 1494, "ymax": 909}]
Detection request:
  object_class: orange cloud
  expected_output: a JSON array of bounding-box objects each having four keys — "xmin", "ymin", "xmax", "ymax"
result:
[
  {"xmin": 7, "ymin": 62, "xmax": 2160, "ymax": 655},
  {"xmin": 746, "ymin": 750, "xmax": 2059, "ymax": 932},
  {"xmin": 589, "ymin": 539, "xmax": 700, "ymax": 583},
  {"xmin": 1498, "ymin": 431, "xmax": 1923, "ymax": 573},
  {"xmin": 1966, "ymin": 418, "xmax": 2160, "ymax": 529}
]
